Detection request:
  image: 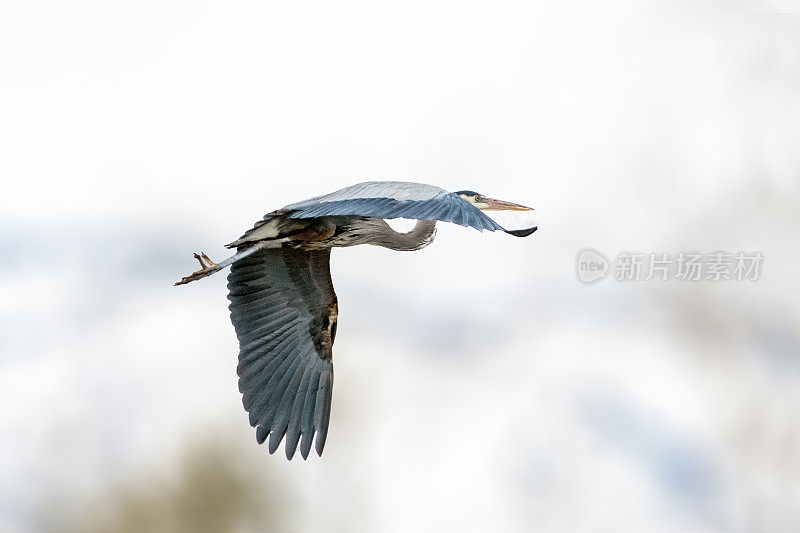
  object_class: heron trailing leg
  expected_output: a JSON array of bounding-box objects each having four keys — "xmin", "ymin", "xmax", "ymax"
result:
[
  {"xmin": 174, "ymin": 253, "xmax": 222, "ymax": 285},
  {"xmin": 174, "ymin": 241, "xmax": 270, "ymax": 286}
]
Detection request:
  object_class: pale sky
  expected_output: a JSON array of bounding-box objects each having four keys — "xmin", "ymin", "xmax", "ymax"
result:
[{"xmin": 1, "ymin": 1, "xmax": 799, "ymax": 532}]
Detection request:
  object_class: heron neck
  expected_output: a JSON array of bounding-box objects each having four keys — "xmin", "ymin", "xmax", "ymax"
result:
[{"xmin": 378, "ymin": 219, "xmax": 437, "ymax": 251}]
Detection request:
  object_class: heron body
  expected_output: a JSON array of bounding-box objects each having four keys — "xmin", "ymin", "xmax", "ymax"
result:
[{"xmin": 176, "ymin": 181, "xmax": 536, "ymax": 459}]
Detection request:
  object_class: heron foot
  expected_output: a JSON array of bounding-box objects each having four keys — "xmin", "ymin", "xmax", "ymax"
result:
[
  {"xmin": 198, "ymin": 252, "xmax": 217, "ymax": 268},
  {"xmin": 174, "ymin": 252, "xmax": 222, "ymax": 285}
]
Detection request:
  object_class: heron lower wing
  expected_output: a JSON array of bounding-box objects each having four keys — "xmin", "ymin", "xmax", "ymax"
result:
[
  {"xmin": 227, "ymin": 248, "xmax": 337, "ymax": 459},
  {"xmin": 286, "ymin": 194, "xmax": 506, "ymax": 232}
]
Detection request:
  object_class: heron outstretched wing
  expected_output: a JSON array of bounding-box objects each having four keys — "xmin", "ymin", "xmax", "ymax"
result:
[
  {"xmin": 284, "ymin": 181, "xmax": 506, "ymax": 232},
  {"xmin": 227, "ymin": 248, "xmax": 336, "ymax": 459}
]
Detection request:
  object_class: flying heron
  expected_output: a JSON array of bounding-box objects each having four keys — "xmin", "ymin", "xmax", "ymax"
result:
[{"xmin": 176, "ymin": 181, "xmax": 536, "ymax": 459}]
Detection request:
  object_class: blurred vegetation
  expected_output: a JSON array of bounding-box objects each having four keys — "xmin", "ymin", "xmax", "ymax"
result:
[{"xmin": 53, "ymin": 439, "xmax": 288, "ymax": 533}]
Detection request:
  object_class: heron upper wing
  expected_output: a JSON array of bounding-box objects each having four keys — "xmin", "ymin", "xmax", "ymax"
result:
[
  {"xmin": 227, "ymin": 247, "xmax": 337, "ymax": 459},
  {"xmin": 284, "ymin": 181, "xmax": 505, "ymax": 232}
]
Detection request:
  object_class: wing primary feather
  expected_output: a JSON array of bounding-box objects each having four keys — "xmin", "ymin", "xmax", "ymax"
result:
[
  {"xmin": 236, "ymin": 320, "xmax": 297, "ymax": 368},
  {"xmin": 299, "ymin": 369, "xmax": 322, "ymax": 459},
  {"xmin": 314, "ymin": 370, "xmax": 333, "ymax": 456},
  {"xmin": 269, "ymin": 350, "xmax": 312, "ymax": 455},
  {"xmin": 255, "ymin": 350, "xmax": 304, "ymax": 430},
  {"xmin": 256, "ymin": 424, "xmax": 269, "ymax": 445},
  {"xmin": 228, "ymin": 247, "xmax": 337, "ymax": 459},
  {"xmin": 239, "ymin": 333, "xmax": 298, "ymax": 399},
  {"xmin": 246, "ymin": 345, "xmax": 302, "ymax": 427},
  {"xmin": 236, "ymin": 316, "xmax": 296, "ymax": 359},
  {"xmin": 431, "ymin": 203, "xmax": 452, "ymax": 222},
  {"xmin": 449, "ymin": 204, "xmax": 466, "ymax": 226},
  {"xmin": 407, "ymin": 199, "xmax": 435, "ymax": 219},
  {"xmin": 284, "ymin": 362, "xmax": 316, "ymax": 459}
]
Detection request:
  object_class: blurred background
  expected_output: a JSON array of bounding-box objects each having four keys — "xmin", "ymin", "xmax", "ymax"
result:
[{"xmin": 1, "ymin": 1, "xmax": 799, "ymax": 532}]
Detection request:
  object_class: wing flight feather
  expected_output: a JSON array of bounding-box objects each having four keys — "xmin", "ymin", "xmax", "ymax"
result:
[
  {"xmin": 227, "ymin": 248, "xmax": 337, "ymax": 459},
  {"xmin": 285, "ymin": 181, "xmax": 505, "ymax": 232}
]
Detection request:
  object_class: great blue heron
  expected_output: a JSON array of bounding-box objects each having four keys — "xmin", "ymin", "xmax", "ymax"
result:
[{"xmin": 176, "ymin": 181, "xmax": 536, "ymax": 459}]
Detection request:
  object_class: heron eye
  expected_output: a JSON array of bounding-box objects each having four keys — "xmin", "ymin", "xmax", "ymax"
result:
[{"xmin": 474, "ymin": 195, "xmax": 481, "ymax": 202}]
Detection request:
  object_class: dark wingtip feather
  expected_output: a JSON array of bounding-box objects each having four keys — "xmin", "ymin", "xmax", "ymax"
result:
[
  {"xmin": 248, "ymin": 409, "xmax": 259, "ymax": 427},
  {"xmin": 284, "ymin": 416, "xmax": 304, "ymax": 461},
  {"xmin": 285, "ymin": 439, "xmax": 298, "ymax": 460},
  {"xmin": 300, "ymin": 438, "xmax": 312, "ymax": 460},
  {"xmin": 256, "ymin": 425, "xmax": 269, "ymax": 444},
  {"xmin": 268, "ymin": 429, "xmax": 284, "ymax": 454},
  {"xmin": 505, "ymin": 226, "xmax": 538, "ymax": 237},
  {"xmin": 315, "ymin": 407, "xmax": 330, "ymax": 456},
  {"xmin": 315, "ymin": 435, "xmax": 326, "ymax": 457}
]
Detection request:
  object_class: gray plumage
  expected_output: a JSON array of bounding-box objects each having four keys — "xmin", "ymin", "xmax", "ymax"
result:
[
  {"xmin": 284, "ymin": 181, "xmax": 505, "ymax": 232},
  {"xmin": 228, "ymin": 248, "xmax": 335, "ymax": 459},
  {"xmin": 177, "ymin": 180, "xmax": 536, "ymax": 459}
]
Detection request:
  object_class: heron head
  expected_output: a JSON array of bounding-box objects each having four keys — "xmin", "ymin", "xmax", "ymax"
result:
[{"xmin": 455, "ymin": 190, "xmax": 533, "ymax": 211}]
